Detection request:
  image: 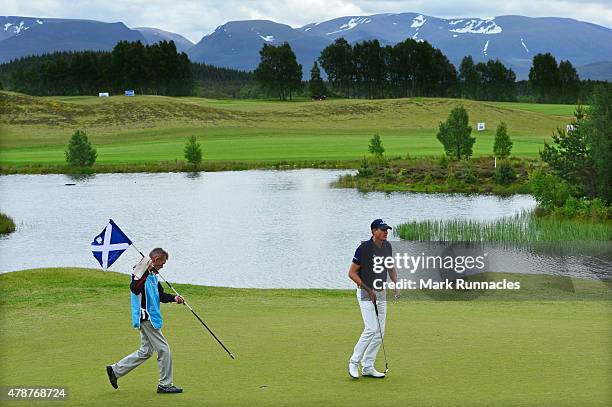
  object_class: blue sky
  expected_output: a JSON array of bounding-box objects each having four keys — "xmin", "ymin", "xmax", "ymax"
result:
[{"xmin": 2, "ymin": 0, "xmax": 610, "ymax": 42}]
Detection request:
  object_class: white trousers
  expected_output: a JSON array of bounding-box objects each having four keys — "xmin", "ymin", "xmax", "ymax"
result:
[{"xmin": 349, "ymin": 289, "xmax": 387, "ymax": 368}]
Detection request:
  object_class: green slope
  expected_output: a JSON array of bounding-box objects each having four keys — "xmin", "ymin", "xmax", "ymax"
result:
[{"xmin": 0, "ymin": 92, "xmax": 574, "ymax": 166}]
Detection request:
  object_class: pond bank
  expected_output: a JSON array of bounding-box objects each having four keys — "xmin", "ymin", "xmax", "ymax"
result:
[{"xmin": 0, "ymin": 159, "xmax": 360, "ymax": 175}]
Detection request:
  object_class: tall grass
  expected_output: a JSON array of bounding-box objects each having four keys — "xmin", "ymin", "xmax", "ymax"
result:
[
  {"xmin": 395, "ymin": 211, "xmax": 611, "ymax": 243},
  {"xmin": 0, "ymin": 212, "xmax": 16, "ymax": 235}
]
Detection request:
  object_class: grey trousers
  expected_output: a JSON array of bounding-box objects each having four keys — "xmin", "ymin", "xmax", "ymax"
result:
[{"xmin": 112, "ymin": 320, "xmax": 173, "ymax": 386}]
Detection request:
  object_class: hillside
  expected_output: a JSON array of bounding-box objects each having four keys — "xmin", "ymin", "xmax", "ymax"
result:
[{"xmin": 0, "ymin": 92, "xmax": 574, "ymax": 166}]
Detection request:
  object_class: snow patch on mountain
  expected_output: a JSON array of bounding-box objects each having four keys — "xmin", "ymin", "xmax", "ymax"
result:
[
  {"xmin": 411, "ymin": 15, "xmax": 426, "ymax": 28},
  {"xmin": 259, "ymin": 34, "xmax": 274, "ymax": 42},
  {"xmin": 36, "ymin": 19, "xmax": 43, "ymax": 24},
  {"xmin": 326, "ymin": 17, "xmax": 369, "ymax": 35},
  {"xmin": 4, "ymin": 21, "xmax": 30, "ymax": 34},
  {"xmin": 450, "ymin": 19, "xmax": 502, "ymax": 34},
  {"xmin": 483, "ymin": 40, "xmax": 490, "ymax": 56},
  {"xmin": 520, "ymin": 38, "xmax": 529, "ymax": 52}
]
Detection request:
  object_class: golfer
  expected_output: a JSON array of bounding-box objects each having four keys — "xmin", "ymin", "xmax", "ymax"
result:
[
  {"xmin": 106, "ymin": 248, "xmax": 184, "ymax": 394},
  {"xmin": 348, "ymin": 219, "xmax": 399, "ymax": 379}
]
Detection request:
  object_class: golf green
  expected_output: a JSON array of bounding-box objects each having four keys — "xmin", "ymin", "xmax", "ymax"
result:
[{"xmin": 0, "ymin": 268, "xmax": 610, "ymax": 406}]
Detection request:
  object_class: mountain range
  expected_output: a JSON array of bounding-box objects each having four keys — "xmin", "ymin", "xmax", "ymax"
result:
[{"xmin": 1, "ymin": 13, "xmax": 611, "ymax": 80}]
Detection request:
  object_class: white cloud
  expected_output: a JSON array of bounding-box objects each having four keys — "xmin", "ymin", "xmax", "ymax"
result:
[{"xmin": 1, "ymin": 0, "xmax": 610, "ymax": 43}]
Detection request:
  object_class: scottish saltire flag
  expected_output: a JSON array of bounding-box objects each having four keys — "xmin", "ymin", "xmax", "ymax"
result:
[{"xmin": 91, "ymin": 219, "xmax": 133, "ymax": 269}]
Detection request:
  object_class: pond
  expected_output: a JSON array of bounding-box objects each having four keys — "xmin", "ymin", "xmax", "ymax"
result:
[{"xmin": 0, "ymin": 169, "xmax": 576, "ymax": 288}]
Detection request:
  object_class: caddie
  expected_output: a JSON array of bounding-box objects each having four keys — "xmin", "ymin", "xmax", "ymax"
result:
[{"xmin": 106, "ymin": 247, "xmax": 184, "ymax": 393}]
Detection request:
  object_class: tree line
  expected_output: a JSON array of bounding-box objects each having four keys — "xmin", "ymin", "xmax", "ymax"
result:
[
  {"xmin": 255, "ymin": 38, "xmax": 601, "ymax": 103},
  {"xmin": 0, "ymin": 37, "xmax": 605, "ymax": 103},
  {"xmin": 0, "ymin": 43, "xmax": 255, "ymax": 98},
  {"xmin": 0, "ymin": 40, "xmax": 193, "ymax": 96}
]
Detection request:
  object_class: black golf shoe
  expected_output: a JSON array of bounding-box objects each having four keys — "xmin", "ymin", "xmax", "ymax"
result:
[
  {"xmin": 106, "ymin": 365, "xmax": 118, "ymax": 389},
  {"xmin": 157, "ymin": 384, "xmax": 183, "ymax": 394}
]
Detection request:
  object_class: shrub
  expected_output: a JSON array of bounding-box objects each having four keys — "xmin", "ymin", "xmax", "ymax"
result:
[
  {"xmin": 494, "ymin": 160, "xmax": 517, "ymax": 185},
  {"xmin": 551, "ymin": 197, "xmax": 611, "ymax": 220},
  {"xmin": 529, "ymin": 169, "xmax": 575, "ymax": 208},
  {"xmin": 357, "ymin": 156, "xmax": 373, "ymax": 177},
  {"xmin": 384, "ymin": 169, "xmax": 396, "ymax": 182},
  {"xmin": 0, "ymin": 212, "xmax": 16, "ymax": 235},
  {"xmin": 436, "ymin": 106, "xmax": 475, "ymax": 160},
  {"xmin": 368, "ymin": 133, "xmax": 385, "ymax": 160},
  {"xmin": 438, "ymin": 155, "xmax": 450, "ymax": 170}
]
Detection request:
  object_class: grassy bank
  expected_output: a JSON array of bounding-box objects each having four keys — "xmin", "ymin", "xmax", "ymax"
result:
[
  {"xmin": 0, "ymin": 159, "xmax": 359, "ymax": 175},
  {"xmin": 0, "ymin": 92, "xmax": 574, "ymax": 173},
  {"xmin": 333, "ymin": 156, "xmax": 535, "ymax": 194},
  {"xmin": 395, "ymin": 212, "xmax": 612, "ymax": 243},
  {"xmin": 0, "ymin": 212, "xmax": 15, "ymax": 235},
  {"xmin": 0, "ymin": 268, "xmax": 610, "ymax": 406}
]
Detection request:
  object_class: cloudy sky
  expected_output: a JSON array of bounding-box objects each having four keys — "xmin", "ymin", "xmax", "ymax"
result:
[{"xmin": 2, "ymin": 0, "xmax": 611, "ymax": 43}]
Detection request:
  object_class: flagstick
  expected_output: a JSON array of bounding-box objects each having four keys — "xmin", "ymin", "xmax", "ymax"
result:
[
  {"xmin": 155, "ymin": 271, "xmax": 235, "ymax": 359},
  {"xmin": 129, "ymin": 244, "xmax": 235, "ymax": 359},
  {"xmin": 131, "ymin": 244, "xmax": 146, "ymax": 258}
]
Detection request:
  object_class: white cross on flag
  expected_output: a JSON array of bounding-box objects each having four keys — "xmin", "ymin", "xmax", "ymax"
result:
[{"xmin": 91, "ymin": 219, "xmax": 133, "ymax": 269}]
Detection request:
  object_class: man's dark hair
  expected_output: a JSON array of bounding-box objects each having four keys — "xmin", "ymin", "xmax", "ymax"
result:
[{"xmin": 149, "ymin": 247, "xmax": 169, "ymax": 260}]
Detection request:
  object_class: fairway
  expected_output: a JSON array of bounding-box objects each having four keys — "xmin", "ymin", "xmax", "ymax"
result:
[
  {"xmin": 1, "ymin": 268, "xmax": 610, "ymax": 406},
  {"xmin": 0, "ymin": 92, "xmax": 574, "ymax": 166}
]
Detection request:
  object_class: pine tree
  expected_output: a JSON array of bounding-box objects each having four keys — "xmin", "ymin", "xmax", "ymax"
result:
[
  {"xmin": 493, "ymin": 122, "xmax": 513, "ymax": 158},
  {"xmin": 459, "ymin": 56, "xmax": 479, "ymax": 99},
  {"xmin": 558, "ymin": 60, "xmax": 580, "ymax": 104},
  {"xmin": 184, "ymin": 136, "xmax": 202, "ymax": 165},
  {"xmin": 309, "ymin": 61, "xmax": 326, "ymax": 97},
  {"xmin": 319, "ymin": 38, "xmax": 354, "ymax": 97},
  {"xmin": 65, "ymin": 130, "xmax": 97, "ymax": 167},
  {"xmin": 529, "ymin": 53, "xmax": 561, "ymax": 103},
  {"xmin": 254, "ymin": 42, "xmax": 303, "ymax": 100}
]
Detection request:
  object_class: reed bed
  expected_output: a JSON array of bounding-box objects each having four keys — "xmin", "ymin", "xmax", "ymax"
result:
[{"xmin": 395, "ymin": 212, "xmax": 611, "ymax": 243}]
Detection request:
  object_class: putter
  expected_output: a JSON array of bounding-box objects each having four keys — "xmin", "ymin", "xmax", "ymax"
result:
[{"xmin": 373, "ymin": 300, "xmax": 389, "ymax": 373}]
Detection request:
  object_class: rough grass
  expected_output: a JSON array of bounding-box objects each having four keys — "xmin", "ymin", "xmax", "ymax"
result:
[
  {"xmin": 0, "ymin": 268, "xmax": 610, "ymax": 406},
  {"xmin": 0, "ymin": 92, "xmax": 573, "ymax": 168},
  {"xmin": 333, "ymin": 156, "xmax": 536, "ymax": 194}
]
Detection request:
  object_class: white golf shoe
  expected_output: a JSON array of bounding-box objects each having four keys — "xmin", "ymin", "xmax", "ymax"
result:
[
  {"xmin": 361, "ymin": 366, "xmax": 386, "ymax": 378},
  {"xmin": 348, "ymin": 362, "xmax": 359, "ymax": 379}
]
